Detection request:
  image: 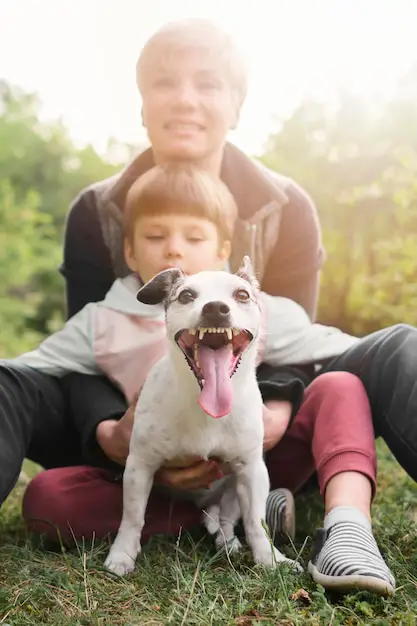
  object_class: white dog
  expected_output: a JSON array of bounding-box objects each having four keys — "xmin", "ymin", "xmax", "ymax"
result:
[{"xmin": 104, "ymin": 258, "xmax": 301, "ymax": 576}]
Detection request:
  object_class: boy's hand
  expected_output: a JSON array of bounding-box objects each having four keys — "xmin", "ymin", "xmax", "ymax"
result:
[
  {"xmin": 154, "ymin": 458, "xmax": 225, "ymax": 490},
  {"xmin": 262, "ymin": 399, "xmax": 292, "ymax": 451},
  {"xmin": 96, "ymin": 392, "xmax": 139, "ymax": 466}
]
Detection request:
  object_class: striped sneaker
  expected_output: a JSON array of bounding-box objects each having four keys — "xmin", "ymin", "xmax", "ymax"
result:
[
  {"xmin": 308, "ymin": 521, "xmax": 396, "ymax": 596},
  {"xmin": 265, "ymin": 488, "xmax": 296, "ymax": 543}
]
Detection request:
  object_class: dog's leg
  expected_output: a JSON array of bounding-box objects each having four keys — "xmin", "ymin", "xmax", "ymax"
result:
[
  {"xmin": 233, "ymin": 457, "xmax": 302, "ymax": 571},
  {"xmin": 203, "ymin": 503, "xmax": 221, "ymax": 536},
  {"xmin": 204, "ymin": 492, "xmax": 242, "ymax": 554},
  {"xmin": 104, "ymin": 454, "xmax": 155, "ymax": 576},
  {"xmin": 215, "ymin": 488, "xmax": 242, "ymax": 553}
]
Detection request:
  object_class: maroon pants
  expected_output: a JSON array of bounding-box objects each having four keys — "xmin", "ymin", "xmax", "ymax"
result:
[{"xmin": 22, "ymin": 372, "xmax": 377, "ymax": 544}]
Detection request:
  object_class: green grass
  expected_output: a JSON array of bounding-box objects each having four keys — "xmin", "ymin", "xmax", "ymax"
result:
[{"xmin": 1, "ymin": 442, "xmax": 417, "ymax": 625}]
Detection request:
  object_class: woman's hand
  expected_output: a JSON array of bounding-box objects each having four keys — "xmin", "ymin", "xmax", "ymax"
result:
[{"xmin": 262, "ymin": 399, "xmax": 293, "ymax": 451}]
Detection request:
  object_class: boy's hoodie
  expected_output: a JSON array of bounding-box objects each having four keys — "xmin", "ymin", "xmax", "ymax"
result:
[{"xmin": 12, "ymin": 274, "xmax": 359, "ymax": 407}]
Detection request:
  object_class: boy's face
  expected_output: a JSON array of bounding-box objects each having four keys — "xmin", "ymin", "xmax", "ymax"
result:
[
  {"xmin": 140, "ymin": 47, "xmax": 238, "ymax": 167},
  {"xmin": 125, "ymin": 213, "xmax": 231, "ymax": 284}
]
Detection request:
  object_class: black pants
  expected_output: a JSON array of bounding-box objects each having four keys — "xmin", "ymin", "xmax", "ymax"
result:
[{"xmin": 0, "ymin": 364, "xmax": 82, "ymax": 504}]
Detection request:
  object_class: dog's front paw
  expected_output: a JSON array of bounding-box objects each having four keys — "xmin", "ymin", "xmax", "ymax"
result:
[
  {"xmin": 276, "ymin": 553, "xmax": 304, "ymax": 573},
  {"xmin": 203, "ymin": 506, "xmax": 220, "ymax": 536},
  {"xmin": 215, "ymin": 534, "xmax": 242, "ymax": 554},
  {"xmin": 104, "ymin": 550, "xmax": 136, "ymax": 576},
  {"xmin": 254, "ymin": 545, "xmax": 303, "ymax": 572}
]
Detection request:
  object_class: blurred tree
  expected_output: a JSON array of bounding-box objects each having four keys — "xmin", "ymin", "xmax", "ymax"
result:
[
  {"xmin": 0, "ymin": 82, "xmax": 125, "ymax": 344},
  {"xmin": 261, "ymin": 67, "xmax": 417, "ymax": 335},
  {"xmin": 0, "ymin": 181, "xmax": 59, "ymax": 356}
]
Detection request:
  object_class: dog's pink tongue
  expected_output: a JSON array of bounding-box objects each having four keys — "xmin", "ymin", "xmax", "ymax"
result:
[{"xmin": 197, "ymin": 345, "xmax": 233, "ymax": 418}]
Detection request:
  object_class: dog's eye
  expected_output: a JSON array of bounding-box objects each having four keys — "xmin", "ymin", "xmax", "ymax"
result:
[
  {"xmin": 234, "ymin": 288, "xmax": 250, "ymax": 302},
  {"xmin": 178, "ymin": 288, "xmax": 197, "ymax": 304}
]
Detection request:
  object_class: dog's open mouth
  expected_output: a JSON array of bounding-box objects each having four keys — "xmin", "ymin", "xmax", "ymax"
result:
[
  {"xmin": 175, "ymin": 327, "xmax": 253, "ymax": 419},
  {"xmin": 175, "ymin": 326, "xmax": 253, "ymax": 385}
]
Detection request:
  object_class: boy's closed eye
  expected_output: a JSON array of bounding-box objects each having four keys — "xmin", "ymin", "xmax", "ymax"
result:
[
  {"xmin": 145, "ymin": 234, "xmax": 165, "ymax": 241},
  {"xmin": 185, "ymin": 229, "xmax": 207, "ymax": 243},
  {"xmin": 187, "ymin": 236, "xmax": 206, "ymax": 243}
]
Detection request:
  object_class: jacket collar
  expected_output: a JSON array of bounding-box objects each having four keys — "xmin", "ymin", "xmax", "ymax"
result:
[{"xmin": 102, "ymin": 142, "xmax": 288, "ymax": 222}]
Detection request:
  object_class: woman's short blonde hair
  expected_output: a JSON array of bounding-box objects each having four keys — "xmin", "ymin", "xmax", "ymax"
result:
[
  {"xmin": 136, "ymin": 19, "xmax": 248, "ymax": 112},
  {"xmin": 124, "ymin": 163, "xmax": 238, "ymax": 243}
]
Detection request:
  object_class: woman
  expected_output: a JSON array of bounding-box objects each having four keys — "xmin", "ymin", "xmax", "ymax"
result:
[{"xmin": 61, "ymin": 19, "xmax": 417, "ymax": 488}]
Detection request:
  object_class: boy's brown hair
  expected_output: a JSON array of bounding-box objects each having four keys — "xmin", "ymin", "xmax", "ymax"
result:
[{"xmin": 124, "ymin": 163, "xmax": 238, "ymax": 244}]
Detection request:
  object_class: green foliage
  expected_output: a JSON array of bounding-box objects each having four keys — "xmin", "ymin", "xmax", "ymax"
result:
[
  {"xmin": 0, "ymin": 180, "xmax": 59, "ymax": 355},
  {"xmin": 0, "ymin": 81, "xmax": 122, "ymax": 355},
  {"xmin": 262, "ymin": 68, "xmax": 417, "ymax": 335}
]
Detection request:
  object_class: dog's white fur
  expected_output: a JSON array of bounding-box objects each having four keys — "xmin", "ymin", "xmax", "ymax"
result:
[{"xmin": 104, "ymin": 258, "xmax": 300, "ymax": 575}]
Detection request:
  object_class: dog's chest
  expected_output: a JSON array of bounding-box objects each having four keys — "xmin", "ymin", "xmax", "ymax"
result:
[
  {"xmin": 154, "ymin": 401, "xmax": 262, "ymax": 463},
  {"xmin": 134, "ymin": 357, "xmax": 263, "ymax": 463}
]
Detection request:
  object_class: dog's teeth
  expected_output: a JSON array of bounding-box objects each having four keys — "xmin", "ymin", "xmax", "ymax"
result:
[
  {"xmin": 227, "ymin": 343, "xmax": 233, "ymax": 351},
  {"xmin": 194, "ymin": 343, "xmax": 200, "ymax": 367},
  {"xmin": 199, "ymin": 328, "xmax": 206, "ymax": 340},
  {"xmin": 233, "ymin": 328, "xmax": 240, "ymax": 336},
  {"xmin": 189, "ymin": 329, "xmax": 196, "ymax": 336},
  {"xmin": 226, "ymin": 328, "xmax": 232, "ymax": 341}
]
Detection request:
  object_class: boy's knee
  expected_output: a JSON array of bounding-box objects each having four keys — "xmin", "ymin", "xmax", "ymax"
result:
[{"xmin": 311, "ymin": 371, "xmax": 364, "ymax": 396}]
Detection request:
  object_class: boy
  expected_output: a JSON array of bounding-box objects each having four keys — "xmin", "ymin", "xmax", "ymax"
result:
[
  {"xmin": 17, "ymin": 163, "xmax": 395, "ymax": 595},
  {"xmin": 15, "ymin": 162, "xmax": 297, "ymax": 537}
]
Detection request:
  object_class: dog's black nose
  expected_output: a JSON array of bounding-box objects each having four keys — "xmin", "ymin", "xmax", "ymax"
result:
[{"xmin": 201, "ymin": 301, "xmax": 231, "ymax": 327}]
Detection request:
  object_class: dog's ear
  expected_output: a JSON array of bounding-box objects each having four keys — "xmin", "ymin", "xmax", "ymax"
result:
[
  {"xmin": 137, "ymin": 268, "xmax": 184, "ymax": 305},
  {"xmin": 236, "ymin": 256, "xmax": 259, "ymax": 290}
]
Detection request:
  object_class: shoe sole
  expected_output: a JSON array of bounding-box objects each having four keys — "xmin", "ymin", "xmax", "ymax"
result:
[{"xmin": 308, "ymin": 561, "xmax": 395, "ymax": 597}]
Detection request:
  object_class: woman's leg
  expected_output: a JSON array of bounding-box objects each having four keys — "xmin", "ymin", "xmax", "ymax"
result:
[
  {"xmin": 0, "ymin": 363, "xmax": 81, "ymax": 506},
  {"xmin": 265, "ymin": 371, "xmax": 395, "ymax": 595}
]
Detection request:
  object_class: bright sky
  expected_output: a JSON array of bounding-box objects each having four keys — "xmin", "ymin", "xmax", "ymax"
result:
[{"xmin": 1, "ymin": 0, "xmax": 417, "ymax": 156}]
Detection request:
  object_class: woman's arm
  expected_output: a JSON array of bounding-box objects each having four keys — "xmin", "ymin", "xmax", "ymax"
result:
[
  {"xmin": 261, "ymin": 181, "xmax": 325, "ymax": 321},
  {"xmin": 256, "ymin": 180, "xmax": 323, "ymax": 428},
  {"xmin": 60, "ymin": 189, "xmax": 115, "ymax": 319}
]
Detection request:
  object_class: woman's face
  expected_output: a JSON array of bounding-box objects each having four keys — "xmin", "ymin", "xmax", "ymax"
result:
[{"xmin": 140, "ymin": 47, "xmax": 238, "ymax": 170}]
